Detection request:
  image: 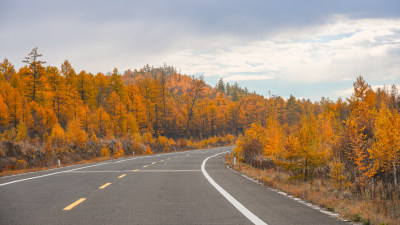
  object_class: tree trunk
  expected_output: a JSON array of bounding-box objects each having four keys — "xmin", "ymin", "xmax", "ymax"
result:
[
  {"xmin": 32, "ymin": 63, "xmax": 36, "ymax": 101},
  {"xmin": 304, "ymin": 157, "xmax": 308, "ymax": 181},
  {"xmin": 394, "ymin": 160, "xmax": 397, "ymax": 190}
]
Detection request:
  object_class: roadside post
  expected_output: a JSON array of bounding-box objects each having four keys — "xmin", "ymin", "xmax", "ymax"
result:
[
  {"xmin": 57, "ymin": 154, "xmax": 61, "ymax": 167},
  {"xmin": 234, "ymin": 152, "xmax": 237, "ymax": 166}
]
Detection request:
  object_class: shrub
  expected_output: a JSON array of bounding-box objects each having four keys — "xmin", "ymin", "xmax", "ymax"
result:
[
  {"xmin": 145, "ymin": 145, "xmax": 153, "ymax": 155},
  {"xmin": 16, "ymin": 159, "xmax": 27, "ymax": 169},
  {"xmin": 66, "ymin": 119, "xmax": 87, "ymax": 147},
  {"xmin": 113, "ymin": 143, "xmax": 124, "ymax": 157},
  {"xmin": 143, "ymin": 132, "xmax": 154, "ymax": 144},
  {"xmin": 157, "ymin": 136, "xmax": 169, "ymax": 147},
  {"xmin": 100, "ymin": 146, "xmax": 110, "ymax": 157},
  {"xmin": 16, "ymin": 122, "xmax": 28, "ymax": 142},
  {"xmin": 49, "ymin": 123, "xmax": 66, "ymax": 148}
]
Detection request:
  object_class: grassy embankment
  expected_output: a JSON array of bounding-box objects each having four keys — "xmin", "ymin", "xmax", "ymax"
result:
[{"xmin": 224, "ymin": 154, "xmax": 400, "ymax": 225}]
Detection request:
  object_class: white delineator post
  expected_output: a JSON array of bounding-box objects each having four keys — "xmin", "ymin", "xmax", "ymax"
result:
[{"xmin": 58, "ymin": 159, "xmax": 61, "ymax": 167}]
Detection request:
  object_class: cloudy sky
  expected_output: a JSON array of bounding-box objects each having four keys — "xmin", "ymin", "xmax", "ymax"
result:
[{"xmin": 1, "ymin": 0, "xmax": 399, "ymax": 100}]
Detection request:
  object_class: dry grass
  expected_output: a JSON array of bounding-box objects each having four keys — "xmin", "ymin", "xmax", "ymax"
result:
[
  {"xmin": 225, "ymin": 155, "xmax": 400, "ymax": 225},
  {"xmin": 0, "ymin": 156, "xmax": 118, "ymax": 177}
]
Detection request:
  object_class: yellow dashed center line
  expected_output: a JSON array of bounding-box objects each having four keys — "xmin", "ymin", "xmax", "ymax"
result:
[
  {"xmin": 167, "ymin": 158, "xmax": 171, "ymax": 160},
  {"xmin": 143, "ymin": 165, "xmax": 148, "ymax": 168},
  {"xmin": 159, "ymin": 160, "xmax": 164, "ymax": 162},
  {"xmin": 99, "ymin": 183, "xmax": 112, "ymax": 189},
  {"xmin": 63, "ymin": 198, "xmax": 86, "ymax": 211},
  {"xmin": 132, "ymin": 169, "xmax": 138, "ymax": 171},
  {"xmin": 152, "ymin": 162, "xmax": 156, "ymax": 164},
  {"xmin": 118, "ymin": 174, "xmax": 126, "ymax": 178}
]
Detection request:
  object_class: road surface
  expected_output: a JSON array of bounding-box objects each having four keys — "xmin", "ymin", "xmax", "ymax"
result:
[{"xmin": 0, "ymin": 147, "xmax": 347, "ymax": 224}]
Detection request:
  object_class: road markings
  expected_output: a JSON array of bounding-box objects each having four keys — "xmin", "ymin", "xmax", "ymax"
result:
[
  {"xmin": 63, "ymin": 198, "xmax": 86, "ymax": 210},
  {"xmin": 152, "ymin": 162, "xmax": 156, "ymax": 164},
  {"xmin": 132, "ymin": 170, "xmax": 200, "ymax": 172},
  {"xmin": 66, "ymin": 170, "xmax": 200, "ymax": 173},
  {"xmin": 118, "ymin": 174, "xmax": 126, "ymax": 178},
  {"xmin": 0, "ymin": 148, "xmax": 225, "ymax": 187},
  {"xmin": 99, "ymin": 183, "xmax": 112, "ymax": 189},
  {"xmin": 201, "ymin": 152, "xmax": 268, "ymax": 225},
  {"xmin": 0, "ymin": 161, "xmax": 110, "ymax": 187},
  {"xmin": 159, "ymin": 160, "xmax": 164, "ymax": 162},
  {"xmin": 143, "ymin": 165, "xmax": 148, "ymax": 168}
]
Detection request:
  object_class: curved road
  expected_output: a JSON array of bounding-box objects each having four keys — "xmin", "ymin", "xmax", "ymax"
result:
[{"xmin": 0, "ymin": 147, "xmax": 347, "ymax": 224}]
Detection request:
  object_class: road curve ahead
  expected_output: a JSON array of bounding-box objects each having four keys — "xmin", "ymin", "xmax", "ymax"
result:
[{"xmin": 0, "ymin": 147, "xmax": 347, "ymax": 225}]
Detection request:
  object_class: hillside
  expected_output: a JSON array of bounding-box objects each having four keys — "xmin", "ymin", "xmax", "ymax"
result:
[{"xmin": 1, "ymin": 48, "xmax": 400, "ymax": 224}]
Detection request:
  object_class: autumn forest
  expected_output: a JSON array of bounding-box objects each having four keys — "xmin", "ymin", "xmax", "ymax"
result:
[{"xmin": 1, "ymin": 47, "xmax": 400, "ymax": 223}]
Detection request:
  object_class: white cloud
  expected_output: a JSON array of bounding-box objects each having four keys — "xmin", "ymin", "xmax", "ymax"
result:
[
  {"xmin": 224, "ymin": 75, "xmax": 275, "ymax": 81},
  {"xmin": 2, "ymin": 12, "xmax": 399, "ymax": 99},
  {"xmin": 334, "ymin": 84, "xmax": 400, "ymax": 98},
  {"xmin": 334, "ymin": 88, "xmax": 354, "ymax": 98},
  {"xmin": 168, "ymin": 16, "xmax": 400, "ymax": 83}
]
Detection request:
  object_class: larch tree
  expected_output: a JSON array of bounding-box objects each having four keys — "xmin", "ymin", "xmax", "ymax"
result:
[
  {"xmin": 369, "ymin": 102, "xmax": 400, "ymax": 189},
  {"xmin": 264, "ymin": 115, "xmax": 284, "ymax": 158},
  {"xmin": 6, "ymin": 86, "xmax": 22, "ymax": 128},
  {"xmin": 61, "ymin": 60, "xmax": 76, "ymax": 85},
  {"xmin": 46, "ymin": 66, "xmax": 71, "ymax": 126},
  {"xmin": 216, "ymin": 78, "xmax": 225, "ymax": 93},
  {"xmin": 158, "ymin": 71, "xmax": 170, "ymax": 136},
  {"xmin": 0, "ymin": 94, "xmax": 9, "ymax": 128},
  {"xmin": 22, "ymin": 47, "xmax": 46, "ymax": 102},
  {"xmin": 0, "ymin": 58, "xmax": 16, "ymax": 82},
  {"xmin": 183, "ymin": 76, "xmax": 206, "ymax": 137},
  {"xmin": 296, "ymin": 114, "xmax": 328, "ymax": 181},
  {"xmin": 110, "ymin": 68, "xmax": 126, "ymax": 101}
]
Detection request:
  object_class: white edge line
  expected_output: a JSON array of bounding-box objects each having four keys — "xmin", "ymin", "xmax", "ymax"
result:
[
  {"xmin": 201, "ymin": 152, "xmax": 268, "ymax": 225},
  {"xmin": 0, "ymin": 161, "xmax": 110, "ymax": 187},
  {"xmin": 224, "ymin": 163, "xmax": 344, "ymax": 221}
]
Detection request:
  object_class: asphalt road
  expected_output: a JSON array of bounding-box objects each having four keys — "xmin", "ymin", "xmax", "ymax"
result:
[{"xmin": 0, "ymin": 147, "xmax": 348, "ymax": 225}]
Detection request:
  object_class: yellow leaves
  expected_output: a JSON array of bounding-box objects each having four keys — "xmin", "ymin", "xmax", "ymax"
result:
[
  {"xmin": 222, "ymin": 134, "xmax": 235, "ymax": 144},
  {"xmin": 66, "ymin": 119, "xmax": 87, "ymax": 147},
  {"xmin": 49, "ymin": 123, "xmax": 65, "ymax": 147},
  {"xmin": 235, "ymin": 120, "xmax": 283, "ymax": 163},
  {"xmin": 96, "ymin": 107, "xmax": 111, "ymax": 138},
  {"xmin": 157, "ymin": 135, "xmax": 169, "ymax": 147},
  {"xmin": 368, "ymin": 102, "xmax": 400, "ymax": 175},
  {"xmin": 16, "ymin": 122, "xmax": 28, "ymax": 142},
  {"xmin": 90, "ymin": 132, "xmax": 98, "ymax": 143},
  {"xmin": 282, "ymin": 134, "xmax": 300, "ymax": 160},
  {"xmin": 126, "ymin": 113, "xmax": 139, "ymax": 135},
  {"xmin": 329, "ymin": 160, "xmax": 349, "ymax": 189},
  {"xmin": 0, "ymin": 94, "xmax": 9, "ymax": 127},
  {"xmin": 113, "ymin": 142, "xmax": 124, "ymax": 157},
  {"xmin": 143, "ymin": 131, "xmax": 154, "ymax": 144},
  {"xmin": 100, "ymin": 146, "xmax": 110, "ymax": 157},
  {"xmin": 168, "ymin": 138, "xmax": 176, "ymax": 147},
  {"xmin": 16, "ymin": 159, "xmax": 27, "ymax": 169},
  {"xmin": 264, "ymin": 116, "xmax": 283, "ymax": 157},
  {"xmin": 145, "ymin": 145, "xmax": 153, "ymax": 155}
]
